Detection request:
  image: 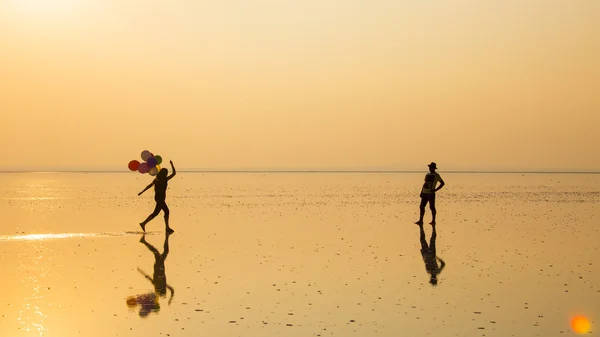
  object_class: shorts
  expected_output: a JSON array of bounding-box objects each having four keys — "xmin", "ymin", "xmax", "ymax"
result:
[{"xmin": 420, "ymin": 193, "xmax": 436, "ymax": 207}]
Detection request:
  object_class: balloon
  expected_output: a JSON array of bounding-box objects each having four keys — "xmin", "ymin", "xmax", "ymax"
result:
[
  {"xmin": 138, "ymin": 162, "xmax": 149, "ymax": 174},
  {"xmin": 154, "ymin": 155, "xmax": 162, "ymax": 165},
  {"xmin": 141, "ymin": 150, "xmax": 152, "ymax": 162},
  {"xmin": 156, "ymin": 164, "xmax": 161, "ymax": 171},
  {"xmin": 148, "ymin": 167, "xmax": 158, "ymax": 176},
  {"xmin": 128, "ymin": 160, "xmax": 140, "ymax": 171},
  {"xmin": 147, "ymin": 157, "xmax": 157, "ymax": 168}
]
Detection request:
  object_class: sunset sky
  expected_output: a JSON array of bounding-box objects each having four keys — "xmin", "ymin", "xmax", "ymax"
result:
[{"xmin": 1, "ymin": 1, "xmax": 598, "ymax": 171}]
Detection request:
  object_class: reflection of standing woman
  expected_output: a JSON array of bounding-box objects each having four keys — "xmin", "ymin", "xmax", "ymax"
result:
[
  {"xmin": 138, "ymin": 160, "xmax": 176, "ymax": 233},
  {"xmin": 418, "ymin": 224, "xmax": 445, "ymax": 285}
]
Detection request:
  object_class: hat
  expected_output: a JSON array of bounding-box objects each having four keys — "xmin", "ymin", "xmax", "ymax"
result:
[{"xmin": 428, "ymin": 162, "xmax": 437, "ymax": 169}]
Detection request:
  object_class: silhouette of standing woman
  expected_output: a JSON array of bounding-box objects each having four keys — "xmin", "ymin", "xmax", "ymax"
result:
[
  {"xmin": 139, "ymin": 160, "xmax": 176, "ymax": 233},
  {"xmin": 138, "ymin": 233, "xmax": 175, "ymax": 305},
  {"xmin": 415, "ymin": 162, "xmax": 445, "ymax": 225},
  {"xmin": 418, "ymin": 223, "xmax": 445, "ymax": 285}
]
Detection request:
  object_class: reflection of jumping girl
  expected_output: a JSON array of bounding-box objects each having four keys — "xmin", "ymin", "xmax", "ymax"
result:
[
  {"xmin": 139, "ymin": 234, "xmax": 175, "ymax": 303},
  {"xmin": 125, "ymin": 234, "xmax": 174, "ymax": 318},
  {"xmin": 138, "ymin": 160, "xmax": 176, "ymax": 233}
]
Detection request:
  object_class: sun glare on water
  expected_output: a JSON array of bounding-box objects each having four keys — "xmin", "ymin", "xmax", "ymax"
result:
[
  {"xmin": 572, "ymin": 315, "xmax": 592, "ymax": 334},
  {"xmin": 0, "ymin": 232, "xmax": 140, "ymax": 241},
  {"xmin": 6, "ymin": 233, "xmax": 86, "ymax": 241}
]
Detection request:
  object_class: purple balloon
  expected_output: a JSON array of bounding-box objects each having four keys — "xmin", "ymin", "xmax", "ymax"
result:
[
  {"xmin": 147, "ymin": 157, "xmax": 157, "ymax": 168},
  {"xmin": 138, "ymin": 162, "xmax": 149, "ymax": 174}
]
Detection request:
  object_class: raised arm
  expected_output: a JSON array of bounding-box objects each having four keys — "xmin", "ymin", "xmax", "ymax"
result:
[
  {"xmin": 138, "ymin": 180, "xmax": 155, "ymax": 196},
  {"xmin": 167, "ymin": 160, "xmax": 176, "ymax": 180}
]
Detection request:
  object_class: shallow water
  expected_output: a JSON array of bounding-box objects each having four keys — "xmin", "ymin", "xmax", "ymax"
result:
[{"xmin": 0, "ymin": 172, "xmax": 598, "ymax": 336}]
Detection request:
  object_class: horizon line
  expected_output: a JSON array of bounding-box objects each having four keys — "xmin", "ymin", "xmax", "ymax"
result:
[{"xmin": 1, "ymin": 169, "xmax": 599, "ymax": 174}]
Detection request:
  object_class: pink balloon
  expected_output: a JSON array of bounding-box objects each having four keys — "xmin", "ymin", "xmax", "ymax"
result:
[{"xmin": 138, "ymin": 162, "xmax": 149, "ymax": 174}]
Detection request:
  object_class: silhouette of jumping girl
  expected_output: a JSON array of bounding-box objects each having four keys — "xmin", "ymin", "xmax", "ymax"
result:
[{"xmin": 138, "ymin": 160, "xmax": 176, "ymax": 233}]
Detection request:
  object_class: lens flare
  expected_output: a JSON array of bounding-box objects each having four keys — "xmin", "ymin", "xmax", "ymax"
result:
[{"xmin": 571, "ymin": 315, "xmax": 591, "ymax": 334}]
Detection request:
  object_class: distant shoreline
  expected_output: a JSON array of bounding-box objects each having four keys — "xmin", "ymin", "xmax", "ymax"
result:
[{"xmin": 1, "ymin": 170, "xmax": 599, "ymax": 174}]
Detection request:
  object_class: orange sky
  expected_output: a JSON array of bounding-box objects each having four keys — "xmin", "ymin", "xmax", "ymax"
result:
[{"xmin": 1, "ymin": 1, "xmax": 599, "ymax": 171}]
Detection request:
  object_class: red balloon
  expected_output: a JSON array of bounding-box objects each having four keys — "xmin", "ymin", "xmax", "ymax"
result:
[{"xmin": 128, "ymin": 160, "xmax": 140, "ymax": 171}]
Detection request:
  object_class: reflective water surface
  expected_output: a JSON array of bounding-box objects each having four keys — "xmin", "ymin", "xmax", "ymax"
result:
[{"xmin": 0, "ymin": 172, "xmax": 598, "ymax": 336}]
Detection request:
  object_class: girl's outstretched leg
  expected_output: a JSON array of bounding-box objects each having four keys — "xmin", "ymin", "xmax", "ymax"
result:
[{"xmin": 162, "ymin": 203, "xmax": 174, "ymax": 233}]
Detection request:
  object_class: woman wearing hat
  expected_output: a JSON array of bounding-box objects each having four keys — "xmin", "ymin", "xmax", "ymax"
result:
[{"xmin": 415, "ymin": 162, "xmax": 445, "ymax": 225}]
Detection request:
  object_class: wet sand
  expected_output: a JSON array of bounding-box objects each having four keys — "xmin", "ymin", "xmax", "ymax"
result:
[{"xmin": 0, "ymin": 172, "xmax": 598, "ymax": 336}]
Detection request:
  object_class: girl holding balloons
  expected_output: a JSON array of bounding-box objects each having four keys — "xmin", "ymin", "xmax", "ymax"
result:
[{"xmin": 138, "ymin": 160, "xmax": 177, "ymax": 233}]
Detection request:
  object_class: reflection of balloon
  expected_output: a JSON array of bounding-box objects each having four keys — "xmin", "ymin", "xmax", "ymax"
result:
[
  {"xmin": 126, "ymin": 296, "xmax": 137, "ymax": 307},
  {"xmin": 154, "ymin": 155, "xmax": 162, "ymax": 165},
  {"xmin": 126, "ymin": 293, "xmax": 159, "ymax": 317},
  {"xmin": 141, "ymin": 150, "xmax": 152, "ymax": 162},
  {"xmin": 147, "ymin": 157, "xmax": 157, "ymax": 168},
  {"xmin": 128, "ymin": 160, "xmax": 140, "ymax": 171},
  {"xmin": 138, "ymin": 162, "xmax": 149, "ymax": 174},
  {"xmin": 149, "ymin": 167, "xmax": 158, "ymax": 176}
]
